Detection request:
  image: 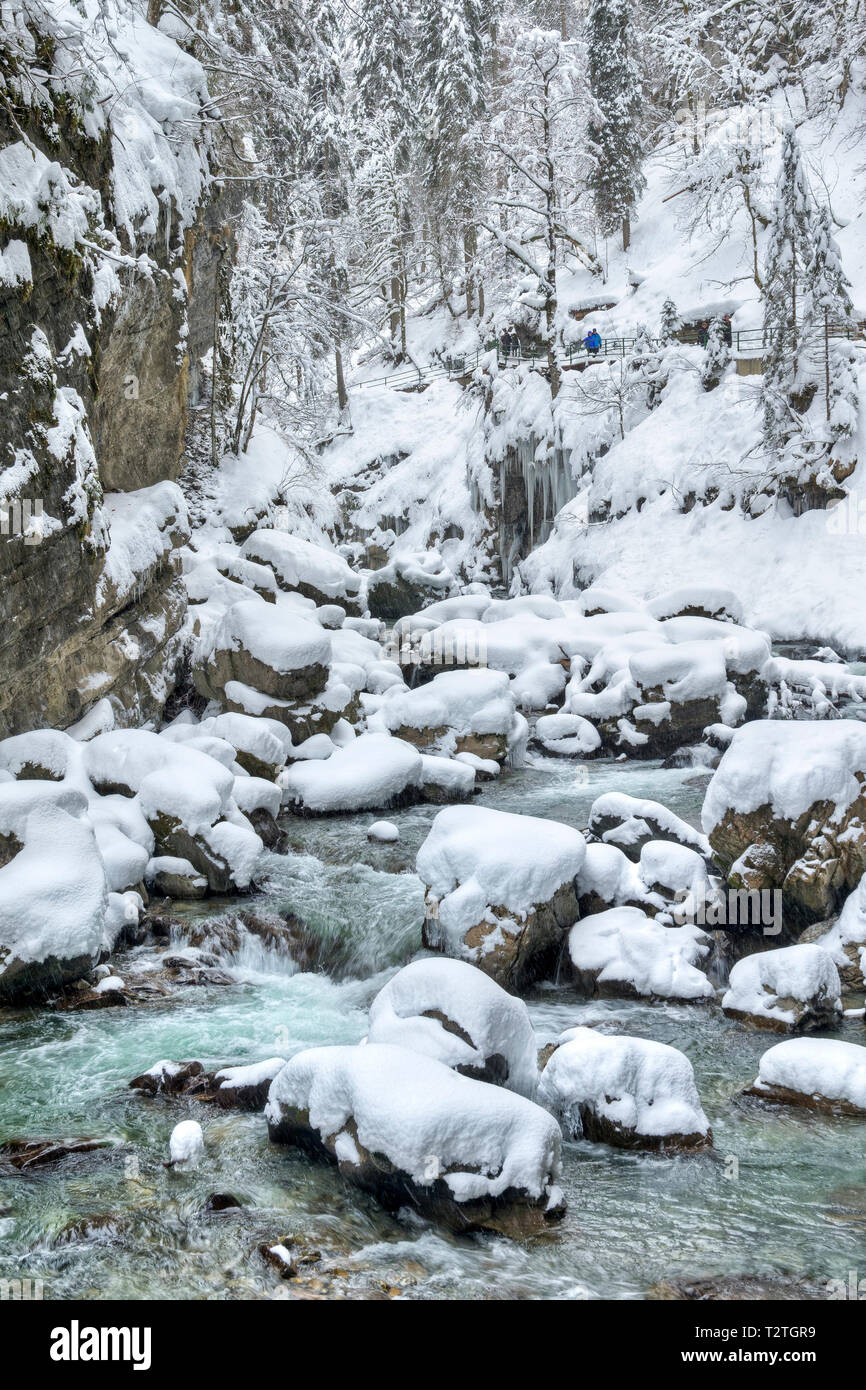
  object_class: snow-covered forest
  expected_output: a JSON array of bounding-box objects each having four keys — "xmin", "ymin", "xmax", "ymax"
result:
[{"xmin": 2, "ymin": 0, "xmax": 866, "ymax": 1309}]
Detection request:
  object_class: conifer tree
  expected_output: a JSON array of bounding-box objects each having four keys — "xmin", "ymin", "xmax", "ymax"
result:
[{"xmin": 585, "ymin": 0, "xmax": 645, "ymax": 252}]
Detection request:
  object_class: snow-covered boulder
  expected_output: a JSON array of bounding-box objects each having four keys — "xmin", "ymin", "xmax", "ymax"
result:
[
  {"xmin": 145, "ymin": 855, "xmax": 208, "ymax": 900},
  {"xmin": 212, "ymin": 1057, "xmax": 285, "ymax": 1111},
  {"xmin": 811, "ymin": 877, "xmax": 866, "ymax": 988},
  {"xmin": 722, "ymin": 943, "xmax": 842, "ymax": 1033},
  {"xmin": 367, "ymin": 550, "xmax": 454, "ymax": 621},
  {"xmin": 637, "ymin": 840, "xmax": 711, "ymax": 902},
  {"xmin": 0, "ymin": 804, "xmax": 107, "ymax": 998},
  {"xmin": 419, "ymin": 753, "xmax": 476, "ymax": 803},
  {"xmin": 575, "ymin": 842, "xmax": 662, "ymax": 917},
  {"xmin": 241, "ymin": 529, "xmax": 362, "ymax": 613},
  {"xmin": 746, "ymin": 1038, "xmax": 866, "ymax": 1115},
  {"xmin": 205, "ymin": 712, "xmax": 288, "ymax": 780},
  {"xmin": 265, "ymin": 1043, "xmax": 564, "ymax": 1235},
  {"xmin": 588, "ymin": 791, "xmax": 711, "ymax": 862},
  {"xmin": 539, "ymin": 1027, "xmax": 711, "ymax": 1152},
  {"xmin": 703, "ymin": 721, "xmax": 866, "ymax": 922},
  {"xmin": 417, "ymin": 805, "xmax": 586, "ymax": 991},
  {"xmin": 567, "ymin": 906, "xmax": 714, "ymax": 1001},
  {"xmin": 84, "ymin": 730, "xmax": 262, "ymax": 892},
  {"xmin": 367, "ymin": 819, "xmax": 399, "ymax": 843},
  {"xmin": 532, "ymin": 712, "xmax": 601, "ymax": 758},
  {"xmin": 279, "ymin": 733, "xmax": 422, "ymax": 814},
  {"xmin": 366, "ymin": 958, "xmax": 538, "ymax": 1097},
  {"xmin": 375, "ymin": 668, "xmax": 516, "ymax": 763},
  {"xmin": 197, "ymin": 599, "xmax": 331, "ymax": 708},
  {"xmin": 169, "ymin": 1120, "xmax": 204, "ymax": 1166},
  {"xmin": 646, "ymin": 586, "xmax": 744, "ymax": 625},
  {"xmin": 0, "ymin": 779, "xmax": 89, "ymax": 865}
]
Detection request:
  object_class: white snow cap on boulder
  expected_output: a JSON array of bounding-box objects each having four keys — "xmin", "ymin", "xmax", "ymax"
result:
[
  {"xmin": 375, "ymin": 668, "xmax": 516, "ymax": 752},
  {"xmin": 539, "ymin": 1027, "xmax": 710, "ymax": 1149},
  {"xmin": 279, "ymin": 732, "xmax": 422, "ymax": 813},
  {"xmin": 814, "ymin": 876, "xmax": 866, "ymax": 985},
  {"xmin": 750, "ymin": 1037, "xmax": 866, "ymax": 1113},
  {"xmin": 722, "ymin": 943, "xmax": 842, "ymax": 1031},
  {"xmin": 367, "ymin": 957, "xmax": 538, "ymax": 1097},
  {"xmin": 567, "ymin": 906, "xmax": 714, "ymax": 1001},
  {"xmin": 702, "ymin": 720, "xmax": 866, "ymax": 834},
  {"xmin": 645, "ymin": 586, "xmax": 744, "ymax": 624},
  {"xmin": 0, "ymin": 804, "xmax": 107, "ymax": 996},
  {"xmin": 169, "ymin": 1120, "xmax": 204, "ymax": 1165},
  {"xmin": 241, "ymin": 529, "xmax": 361, "ymax": 606},
  {"xmin": 266, "ymin": 1043, "xmax": 562, "ymax": 1214}
]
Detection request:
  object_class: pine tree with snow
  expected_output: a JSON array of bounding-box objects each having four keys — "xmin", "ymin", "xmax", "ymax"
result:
[
  {"xmin": 761, "ymin": 126, "xmax": 817, "ymax": 451},
  {"xmin": 803, "ymin": 204, "xmax": 853, "ymax": 421},
  {"xmin": 415, "ymin": 0, "xmax": 489, "ymax": 316},
  {"xmin": 658, "ymin": 297, "xmax": 679, "ymax": 346},
  {"xmin": 585, "ymin": 0, "xmax": 645, "ymax": 252},
  {"xmin": 700, "ymin": 316, "xmax": 730, "ymax": 391}
]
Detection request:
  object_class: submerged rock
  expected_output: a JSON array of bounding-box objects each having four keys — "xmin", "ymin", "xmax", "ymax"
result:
[{"xmin": 0, "ymin": 1137, "xmax": 112, "ymax": 1171}]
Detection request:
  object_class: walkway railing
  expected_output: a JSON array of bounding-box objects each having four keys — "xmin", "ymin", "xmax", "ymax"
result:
[{"xmin": 353, "ymin": 322, "xmax": 865, "ymax": 393}]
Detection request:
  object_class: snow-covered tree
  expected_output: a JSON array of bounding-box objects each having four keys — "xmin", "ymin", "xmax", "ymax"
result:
[
  {"xmin": 700, "ymin": 316, "xmax": 730, "ymax": 391},
  {"xmin": 658, "ymin": 296, "xmax": 680, "ymax": 345},
  {"xmin": 585, "ymin": 0, "xmax": 645, "ymax": 252},
  {"xmin": 415, "ymin": 0, "xmax": 489, "ymax": 316},
  {"xmin": 803, "ymin": 204, "xmax": 853, "ymax": 421},
  {"xmin": 761, "ymin": 126, "xmax": 817, "ymax": 450}
]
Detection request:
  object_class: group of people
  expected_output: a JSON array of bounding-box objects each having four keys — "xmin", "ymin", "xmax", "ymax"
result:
[
  {"xmin": 582, "ymin": 328, "xmax": 603, "ymax": 355},
  {"xmin": 696, "ymin": 314, "xmax": 733, "ymax": 347},
  {"xmin": 499, "ymin": 329, "xmax": 521, "ymax": 359}
]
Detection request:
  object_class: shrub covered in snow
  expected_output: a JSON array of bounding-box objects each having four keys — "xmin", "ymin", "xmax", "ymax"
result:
[
  {"xmin": 367, "ymin": 958, "xmax": 538, "ymax": 1096},
  {"xmin": 266, "ymin": 1042, "xmax": 564, "ymax": 1234},
  {"xmin": 539, "ymin": 1027, "xmax": 711, "ymax": 1151},
  {"xmin": 417, "ymin": 805, "xmax": 586, "ymax": 990},
  {"xmin": 722, "ymin": 943, "xmax": 842, "ymax": 1032}
]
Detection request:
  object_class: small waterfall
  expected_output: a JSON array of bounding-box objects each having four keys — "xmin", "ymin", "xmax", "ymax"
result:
[{"xmin": 492, "ymin": 433, "xmax": 579, "ymax": 585}]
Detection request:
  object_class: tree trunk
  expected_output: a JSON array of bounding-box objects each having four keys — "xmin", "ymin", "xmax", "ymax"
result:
[
  {"xmin": 335, "ymin": 344, "xmax": 348, "ymax": 413},
  {"xmin": 389, "ymin": 271, "xmax": 402, "ymax": 356},
  {"xmin": 463, "ymin": 224, "xmax": 477, "ymax": 318},
  {"xmin": 146, "ymin": 0, "xmax": 163, "ymax": 26},
  {"xmin": 622, "ymin": 214, "xmax": 631, "ymax": 253},
  {"xmin": 825, "ymin": 308, "xmax": 831, "ymax": 422}
]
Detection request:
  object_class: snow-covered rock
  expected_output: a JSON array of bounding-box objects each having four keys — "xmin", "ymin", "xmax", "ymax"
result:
[
  {"xmin": 367, "ymin": 549, "xmax": 455, "ymax": 620},
  {"xmin": 703, "ymin": 721, "xmax": 866, "ymax": 921},
  {"xmin": 374, "ymin": 668, "xmax": 516, "ymax": 763},
  {"xmin": 722, "ymin": 944, "xmax": 842, "ymax": 1032},
  {"xmin": 145, "ymin": 855, "xmax": 208, "ymax": 900},
  {"xmin": 417, "ymin": 805, "xmax": 585, "ymax": 990},
  {"xmin": 197, "ymin": 599, "xmax": 331, "ymax": 709},
  {"xmin": 265, "ymin": 1043, "xmax": 564, "ymax": 1234},
  {"xmin": 811, "ymin": 877, "xmax": 866, "ymax": 988},
  {"xmin": 567, "ymin": 906, "xmax": 714, "ymax": 1001},
  {"xmin": 532, "ymin": 712, "xmax": 601, "ymax": 757},
  {"xmin": 212, "ymin": 1057, "xmax": 285, "ymax": 1111},
  {"xmin": 0, "ymin": 803, "xmax": 107, "ymax": 998},
  {"xmin": 418, "ymin": 753, "xmax": 476, "ymax": 803},
  {"xmin": 588, "ymin": 791, "xmax": 711, "ymax": 861},
  {"xmin": 575, "ymin": 841, "xmax": 661, "ymax": 916},
  {"xmin": 366, "ymin": 958, "xmax": 538, "ymax": 1097},
  {"xmin": 241, "ymin": 529, "xmax": 362, "ymax": 612},
  {"xmin": 539, "ymin": 1027, "xmax": 711, "ymax": 1151},
  {"xmin": 367, "ymin": 820, "xmax": 399, "ymax": 843},
  {"xmin": 279, "ymin": 733, "xmax": 422, "ymax": 814},
  {"xmin": 168, "ymin": 1120, "xmax": 204, "ymax": 1166},
  {"xmin": 746, "ymin": 1038, "xmax": 866, "ymax": 1115}
]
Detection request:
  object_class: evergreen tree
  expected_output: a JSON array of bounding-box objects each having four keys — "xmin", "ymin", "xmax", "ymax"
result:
[
  {"xmin": 700, "ymin": 316, "xmax": 730, "ymax": 390},
  {"xmin": 761, "ymin": 126, "xmax": 816, "ymax": 450},
  {"xmin": 585, "ymin": 0, "xmax": 645, "ymax": 252},
  {"xmin": 659, "ymin": 296, "xmax": 679, "ymax": 345},
  {"xmin": 415, "ymin": 0, "xmax": 489, "ymax": 316},
  {"xmin": 803, "ymin": 204, "xmax": 853, "ymax": 421}
]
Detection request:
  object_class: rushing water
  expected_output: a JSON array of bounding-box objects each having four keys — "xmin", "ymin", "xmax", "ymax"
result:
[{"xmin": 1, "ymin": 756, "xmax": 865, "ymax": 1300}]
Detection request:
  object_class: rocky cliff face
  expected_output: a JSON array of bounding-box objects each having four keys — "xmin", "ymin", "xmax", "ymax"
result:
[{"xmin": 0, "ymin": 7, "xmax": 219, "ymax": 736}]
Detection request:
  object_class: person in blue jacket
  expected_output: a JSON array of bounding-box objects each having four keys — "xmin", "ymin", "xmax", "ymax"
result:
[{"xmin": 583, "ymin": 329, "xmax": 602, "ymax": 355}]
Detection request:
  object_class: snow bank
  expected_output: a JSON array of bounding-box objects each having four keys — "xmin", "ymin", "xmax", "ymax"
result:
[{"xmin": 367, "ymin": 958, "xmax": 538, "ymax": 1097}]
